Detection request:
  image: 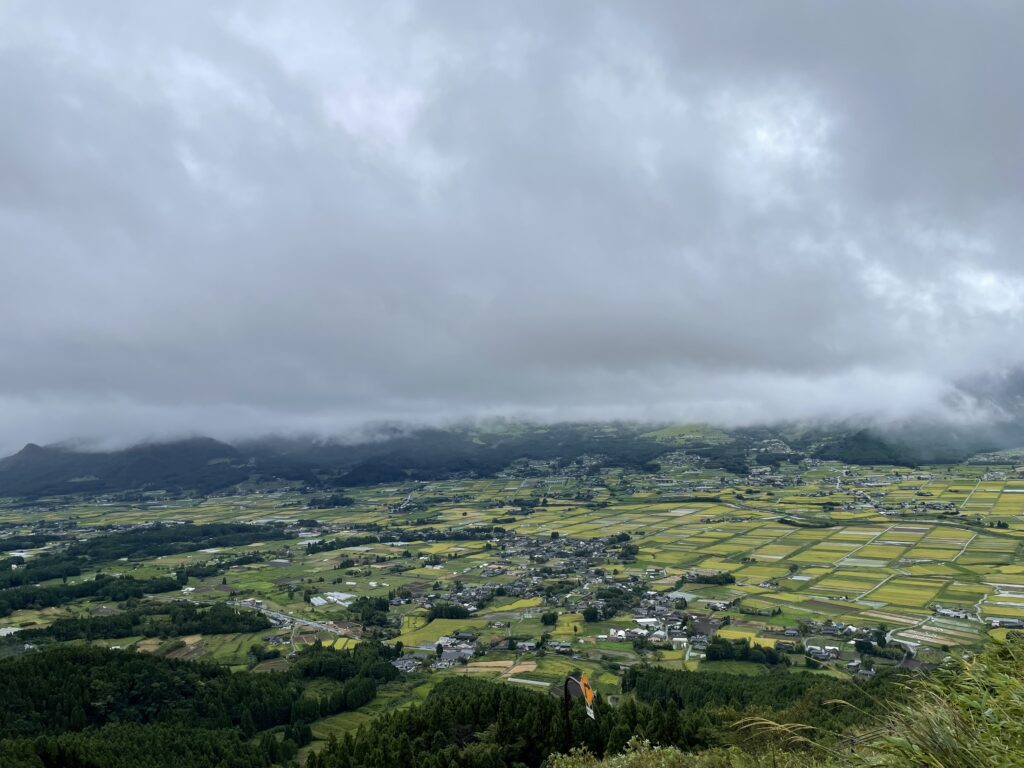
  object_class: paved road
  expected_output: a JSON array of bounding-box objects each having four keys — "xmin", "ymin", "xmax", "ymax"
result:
[{"xmin": 228, "ymin": 600, "xmax": 344, "ymax": 636}]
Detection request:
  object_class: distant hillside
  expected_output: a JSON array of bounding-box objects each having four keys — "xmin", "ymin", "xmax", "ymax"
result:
[
  {"xmin": 246, "ymin": 425, "xmax": 668, "ymax": 487},
  {"xmin": 0, "ymin": 425, "xmax": 670, "ymax": 499},
  {"xmin": 804, "ymin": 420, "xmax": 1024, "ymax": 468},
  {"xmin": 0, "ymin": 437, "xmax": 247, "ymax": 498},
  {"xmin": 3, "ymin": 419, "xmax": 1024, "ymax": 499}
]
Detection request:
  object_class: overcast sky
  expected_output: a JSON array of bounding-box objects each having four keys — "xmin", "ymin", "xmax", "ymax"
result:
[{"xmin": 2, "ymin": 1, "xmax": 1023, "ymax": 451}]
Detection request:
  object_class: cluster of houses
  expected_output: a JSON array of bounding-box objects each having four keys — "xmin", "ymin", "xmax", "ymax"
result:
[
  {"xmin": 392, "ymin": 655, "xmax": 426, "ymax": 672},
  {"xmin": 430, "ymin": 632, "xmax": 478, "ymax": 669},
  {"xmin": 398, "ymin": 532, "xmax": 658, "ymax": 619},
  {"xmin": 804, "ymin": 643, "xmax": 842, "ymax": 661}
]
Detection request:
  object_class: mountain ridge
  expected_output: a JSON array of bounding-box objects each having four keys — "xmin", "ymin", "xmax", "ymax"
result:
[{"xmin": 4, "ymin": 420, "xmax": 1024, "ymax": 500}]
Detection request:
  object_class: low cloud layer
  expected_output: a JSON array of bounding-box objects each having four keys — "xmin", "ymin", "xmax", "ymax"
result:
[{"xmin": 2, "ymin": 2, "xmax": 1024, "ymax": 452}]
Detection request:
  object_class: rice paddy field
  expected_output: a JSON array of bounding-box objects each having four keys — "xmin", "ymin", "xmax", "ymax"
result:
[{"xmin": 3, "ymin": 457, "xmax": 1024, "ymax": 748}]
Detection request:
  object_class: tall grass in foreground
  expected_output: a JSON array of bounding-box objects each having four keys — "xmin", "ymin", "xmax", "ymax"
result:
[
  {"xmin": 548, "ymin": 738, "xmax": 817, "ymax": 767},
  {"xmin": 550, "ymin": 634, "xmax": 1024, "ymax": 767},
  {"xmin": 859, "ymin": 634, "xmax": 1024, "ymax": 767}
]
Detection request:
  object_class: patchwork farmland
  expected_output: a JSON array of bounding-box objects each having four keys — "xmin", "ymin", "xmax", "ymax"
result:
[{"xmin": 3, "ymin": 446, "xmax": 1024, "ymax": 751}]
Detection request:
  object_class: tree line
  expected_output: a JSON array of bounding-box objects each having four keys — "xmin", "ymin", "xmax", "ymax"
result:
[
  {"xmin": 66, "ymin": 522, "xmax": 285, "ymax": 562},
  {"xmin": 309, "ymin": 662, "xmax": 908, "ymax": 768},
  {"xmin": 0, "ymin": 574, "xmax": 181, "ymax": 618},
  {"xmin": 0, "ymin": 641, "xmax": 400, "ymax": 768},
  {"xmin": 0, "ymin": 522, "xmax": 278, "ymax": 594},
  {"xmin": 22, "ymin": 601, "xmax": 271, "ymax": 642}
]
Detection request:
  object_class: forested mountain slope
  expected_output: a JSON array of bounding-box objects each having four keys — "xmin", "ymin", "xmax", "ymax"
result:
[{"xmin": 6, "ymin": 420, "xmax": 1024, "ymax": 499}]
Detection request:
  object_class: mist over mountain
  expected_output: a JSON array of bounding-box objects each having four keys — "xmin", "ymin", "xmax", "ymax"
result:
[
  {"xmin": 5, "ymin": 417, "xmax": 1024, "ymax": 500},
  {"xmin": 3, "ymin": 4, "xmax": 1024, "ymax": 450}
]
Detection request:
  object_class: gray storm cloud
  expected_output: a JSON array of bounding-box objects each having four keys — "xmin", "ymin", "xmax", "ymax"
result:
[{"xmin": 1, "ymin": 1, "xmax": 1023, "ymax": 452}]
